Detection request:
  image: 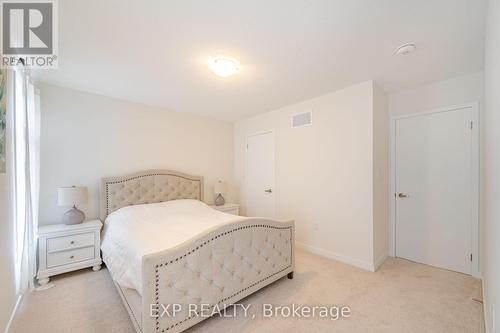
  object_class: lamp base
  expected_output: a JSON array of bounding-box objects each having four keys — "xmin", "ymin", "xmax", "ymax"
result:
[
  {"xmin": 63, "ymin": 206, "xmax": 85, "ymax": 225},
  {"xmin": 214, "ymin": 193, "xmax": 225, "ymax": 206}
]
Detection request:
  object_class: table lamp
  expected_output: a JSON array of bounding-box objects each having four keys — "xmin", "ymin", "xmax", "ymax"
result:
[
  {"xmin": 58, "ymin": 186, "xmax": 88, "ymax": 224},
  {"xmin": 213, "ymin": 181, "xmax": 227, "ymax": 206}
]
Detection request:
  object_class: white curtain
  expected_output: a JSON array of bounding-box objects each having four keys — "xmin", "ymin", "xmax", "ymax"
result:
[{"xmin": 11, "ymin": 68, "xmax": 40, "ymax": 293}]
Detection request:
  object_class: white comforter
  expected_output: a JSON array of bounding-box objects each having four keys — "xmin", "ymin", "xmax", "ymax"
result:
[{"xmin": 101, "ymin": 199, "xmax": 243, "ymax": 295}]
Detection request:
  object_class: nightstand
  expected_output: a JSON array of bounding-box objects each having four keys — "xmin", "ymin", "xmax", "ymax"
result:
[
  {"xmin": 36, "ymin": 220, "xmax": 102, "ymax": 285},
  {"xmin": 210, "ymin": 203, "xmax": 240, "ymax": 215}
]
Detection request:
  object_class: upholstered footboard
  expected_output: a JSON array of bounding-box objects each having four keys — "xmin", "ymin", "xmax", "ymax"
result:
[{"xmin": 141, "ymin": 218, "xmax": 295, "ymax": 333}]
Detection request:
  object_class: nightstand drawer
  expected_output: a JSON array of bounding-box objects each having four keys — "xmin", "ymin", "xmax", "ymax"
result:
[
  {"xmin": 220, "ymin": 207, "xmax": 239, "ymax": 215},
  {"xmin": 47, "ymin": 246, "xmax": 95, "ymax": 268},
  {"xmin": 37, "ymin": 220, "xmax": 103, "ymax": 286},
  {"xmin": 210, "ymin": 203, "xmax": 240, "ymax": 215},
  {"xmin": 47, "ymin": 232, "xmax": 95, "ymax": 253}
]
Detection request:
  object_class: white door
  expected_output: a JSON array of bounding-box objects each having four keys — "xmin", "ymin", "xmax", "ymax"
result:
[
  {"xmin": 246, "ymin": 131, "xmax": 275, "ymax": 217},
  {"xmin": 395, "ymin": 107, "xmax": 474, "ymax": 274}
]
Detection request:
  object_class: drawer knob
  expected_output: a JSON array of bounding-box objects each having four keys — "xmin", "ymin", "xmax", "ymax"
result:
[
  {"xmin": 70, "ymin": 255, "xmax": 75, "ymax": 259},
  {"xmin": 70, "ymin": 241, "xmax": 75, "ymax": 244}
]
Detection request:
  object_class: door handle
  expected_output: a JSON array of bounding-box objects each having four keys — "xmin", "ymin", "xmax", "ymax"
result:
[
  {"xmin": 398, "ymin": 193, "xmax": 409, "ymax": 198},
  {"xmin": 264, "ymin": 188, "xmax": 273, "ymax": 193}
]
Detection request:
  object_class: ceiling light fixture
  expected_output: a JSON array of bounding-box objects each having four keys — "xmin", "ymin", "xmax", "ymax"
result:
[
  {"xmin": 395, "ymin": 43, "xmax": 416, "ymax": 55},
  {"xmin": 208, "ymin": 57, "xmax": 240, "ymax": 77}
]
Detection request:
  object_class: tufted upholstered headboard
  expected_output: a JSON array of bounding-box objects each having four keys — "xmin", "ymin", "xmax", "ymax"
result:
[{"xmin": 99, "ymin": 169, "xmax": 204, "ymax": 221}]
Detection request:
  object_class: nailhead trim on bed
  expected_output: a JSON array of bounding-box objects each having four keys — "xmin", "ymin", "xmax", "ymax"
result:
[{"xmin": 154, "ymin": 224, "xmax": 293, "ymax": 332}]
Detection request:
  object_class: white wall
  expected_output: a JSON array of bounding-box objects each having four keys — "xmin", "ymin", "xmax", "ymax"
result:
[
  {"xmin": 482, "ymin": 1, "xmax": 500, "ymax": 331},
  {"xmin": 234, "ymin": 81, "xmax": 388, "ymax": 270},
  {"xmin": 372, "ymin": 84, "xmax": 389, "ymax": 265},
  {"xmin": 38, "ymin": 84, "xmax": 234, "ymax": 225},
  {"xmin": 0, "ymin": 72, "xmax": 18, "ymax": 332},
  {"xmin": 388, "ymin": 71, "xmax": 484, "ymax": 116}
]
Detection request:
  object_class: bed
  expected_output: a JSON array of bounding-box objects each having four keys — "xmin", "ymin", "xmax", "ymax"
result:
[{"xmin": 100, "ymin": 170, "xmax": 295, "ymax": 333}]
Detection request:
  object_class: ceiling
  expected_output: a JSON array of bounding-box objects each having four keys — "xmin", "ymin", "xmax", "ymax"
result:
[{"xmin": 33, "ymin": 0, "xmax": 486, "ymax": 121}]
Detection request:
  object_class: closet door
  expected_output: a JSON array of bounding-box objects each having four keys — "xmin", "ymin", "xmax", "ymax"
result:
[{"xmin": 246, "ymin": 131, "xmax": 275, "ymax": 218}]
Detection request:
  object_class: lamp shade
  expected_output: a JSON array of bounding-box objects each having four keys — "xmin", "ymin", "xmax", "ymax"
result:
[
  {"xmin": 58, "ymin": 186, "xmax": 88, "ymax": 206},
  {"xmin": 214, "ymin": 181, "xmax": 227, "ymax": 194}
]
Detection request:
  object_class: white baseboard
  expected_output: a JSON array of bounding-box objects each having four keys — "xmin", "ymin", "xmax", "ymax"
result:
[
  {"xmin": 296, "ymin": 242, "xmax": 377, "ymax": 272},
  {"xmin": 481, "ymin": 281, "xmax": 490, "ymax": 333},
  {"xmin": 4, "ymin": 294, "xmax": 22, "ymax": 333},
  {"xmin": 373, "ymin": 253, "xmax": 388, "ymax": 271}
]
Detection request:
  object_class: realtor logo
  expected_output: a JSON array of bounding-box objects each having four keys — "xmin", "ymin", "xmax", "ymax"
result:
[{"xmin": 1, "ymin": 0, "xmax": 58, "ymax": 68}]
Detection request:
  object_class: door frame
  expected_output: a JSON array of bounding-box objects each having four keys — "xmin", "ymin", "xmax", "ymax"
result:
[
  {"xmin": 244, "ymin": 130, "xmax": 277, "ymax": 217},
  {"xmin": 389, "ymin": 102, "xmax": 480, "ymax": 277}
]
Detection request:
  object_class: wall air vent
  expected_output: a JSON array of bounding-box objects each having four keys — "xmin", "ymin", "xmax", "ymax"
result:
[{"xmin": 292, "ymin": 110, "xmax": 313, "ymax": 128}]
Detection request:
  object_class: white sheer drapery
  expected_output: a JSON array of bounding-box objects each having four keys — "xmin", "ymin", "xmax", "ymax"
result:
[{"xmin": 11, "ymin": 68, "xmax": 40, "ymax": 293}]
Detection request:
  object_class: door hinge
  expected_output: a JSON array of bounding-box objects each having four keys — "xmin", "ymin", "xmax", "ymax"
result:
[
  {"xmin": 470, "ymin": 121, "xmax": 473, "ymax": 130},
  {"xmin": 470, "ymin": 253, "xmax": 473, "ymax": 261}
]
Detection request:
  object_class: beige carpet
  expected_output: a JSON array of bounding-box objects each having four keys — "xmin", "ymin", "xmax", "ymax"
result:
[{"xmin": 10, "ymin": 249, "xmax": 484, "ymax": 333}]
